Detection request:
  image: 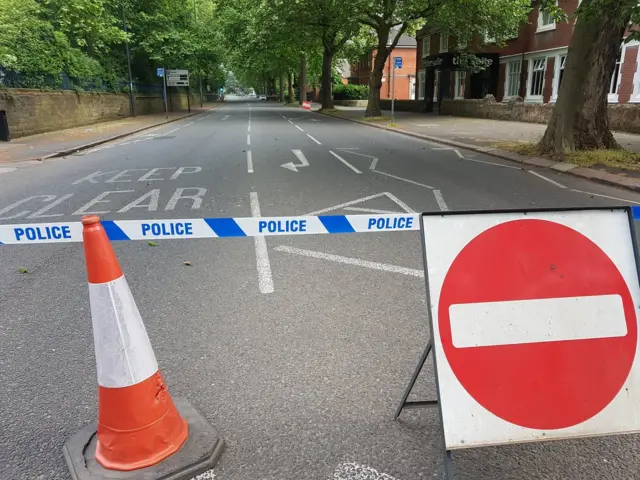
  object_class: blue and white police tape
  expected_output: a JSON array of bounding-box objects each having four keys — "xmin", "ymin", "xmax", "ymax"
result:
[{"xmin": 0, "ymin": 213, "xmax": 419, "ymax": 245}]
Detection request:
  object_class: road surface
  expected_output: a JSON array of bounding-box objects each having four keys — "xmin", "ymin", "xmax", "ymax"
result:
[{"xmin": 1, "ymin": 98, "xmax": 640, "ymax": 480}]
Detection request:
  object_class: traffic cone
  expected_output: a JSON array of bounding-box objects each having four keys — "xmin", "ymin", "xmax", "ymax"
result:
[{"xmin": 63, "ymin": 215, "xmax": 223, "ymax": 479}]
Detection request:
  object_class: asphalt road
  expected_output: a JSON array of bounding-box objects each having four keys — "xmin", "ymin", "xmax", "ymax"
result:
[{"xmin": 2, "ymin": 97, "xmax": 640, "ymax": 480}]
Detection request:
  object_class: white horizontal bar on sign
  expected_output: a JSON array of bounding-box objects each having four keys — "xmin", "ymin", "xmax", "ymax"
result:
[
  {"xmin": 347, "ymin": 214, "xmax": 420, "ymax": 233},
  {"xmin": 235, "ymin": 216, "xmax": 327, "ymax": 236},
  {"xmin": 116, "ymin": 219, "xmax": 215, "ymax": 240},
  {"xmin": 0, "ymin": 222, "xmax": 83, "ymax": 245},
  {"xmin": 450, "ymin": 295, "xmax": 627, "ymax": 348}
]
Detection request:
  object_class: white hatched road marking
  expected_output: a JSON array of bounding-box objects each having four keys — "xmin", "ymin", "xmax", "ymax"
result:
[
  {"xmin": 528, "ymin": 170, "xmax": 567, "ymax": 188},
  {"xmin": 372, "ymin": 170, "xmax": 433, "ymax": 189},
  {"xmin": 307, "ymin": 134, "xmax": 322, "ymax": 144},
  {"xmin": 433, "ymin": 190, "xmax": 449, "ymax": 211},
  {"xmin": 329, "ymin": 151, "xmax": 362, "ymax": 174}
]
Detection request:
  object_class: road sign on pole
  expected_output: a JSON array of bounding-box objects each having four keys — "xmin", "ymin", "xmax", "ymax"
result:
[
  {"xmin": 397, "ymin": 207, "xmax": 640, "ymax": 479},
  {"xmin": 394, "ymin": 56, "xmax": 402, "ymax": 69},
  {"xmin": 157, "ymin": 68, "xmax": 164, "ymax": 78},
  {"xmin": 166, "ymin": 69, "xmax": 189, "ymax": 87}
]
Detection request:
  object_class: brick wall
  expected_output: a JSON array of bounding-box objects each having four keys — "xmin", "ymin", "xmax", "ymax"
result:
[
  {"xmin": 619, "ymin": 46, "xmax": 639, "ymax": 103},
  {"xmin": 440, "ymin": 98, "xmax": 640, "ymax": 134},
  {"xmin": 0, "ymin": 89, "xmax": 197, "ymax": 139}
]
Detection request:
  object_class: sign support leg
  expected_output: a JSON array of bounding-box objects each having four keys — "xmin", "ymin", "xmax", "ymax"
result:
[{"xmin": 394, "ymin": 340, "xmax": 437, "ymax": 419}]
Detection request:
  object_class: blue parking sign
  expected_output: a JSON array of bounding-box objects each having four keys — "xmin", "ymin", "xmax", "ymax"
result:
[
  {"xmin": 157, "ymin": 68, "xmax": 164, "ymax": 77},
  {"xmin": 394, "ymin": 57, "xmax": 402, "ymax": 69}
]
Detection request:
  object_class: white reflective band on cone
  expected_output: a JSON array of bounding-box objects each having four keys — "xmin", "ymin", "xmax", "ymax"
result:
[{"xmin": 89, "ymin": 276, "xmax": 158, "ymax": 388}]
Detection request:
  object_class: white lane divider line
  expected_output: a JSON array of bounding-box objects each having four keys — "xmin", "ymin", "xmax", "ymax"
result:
[
  {"xmin": 247, "ymin": 150, "xmax": 254, "ymax": 174},
  {"xmin": 329, "ymin": 151, "xmax": 362, "ymax": 174},
  {"xmin": 307, "ymin": 134, "xmax": 321, "ymax": 145},
  {"xmin": 370, "ymin": 158, "xmax": 379, "ymax": 170},
  {"xmin": 344, "ymin": 207, "xmax": 402, "ymax": 214},
  {"xmin": 250, "ymin": 192, "xmax": 274, "ymax": 294},
  {"xmin": 295, "ymin": 125, "xmax": 304, "ymax": 132},
  {"xmin": 276, "ymin": 246, "xmax": 423, "ymax": 278},
  {"xmin": 372, "ymin": 170, "xmax": 434, "ymax": 189},
  {"xmin": 162, "ymin": 127, "xmax": 180, "ymax": 136},
  {"xmin": 288, "ymin": 120, "xmax": 294, "ymax": 125},
  {"xmin": 332, "ymin": 462, "xmax": 399, "ymax": 480},
  {"xmin": 247, "ymin": 134, "xmax": 251, "ymax": 146},
  {"xmin": 118, "ymin": 142, "xmax": 131, "ymax": 146},
  {"xmin": 528, "ymin": 170, "xmax": 567, "ymax": 188},
  {"xmin": 184, "ymin": 122, "xmax": 193, "ymax": 127},
  {"xmin": 570, "ymin": 189, "xmax": 640, "ymax": 205},
  {"xmin": 248, "ymin": 124, "xmax": 251, "ymax": 132},
  {"xmin": 433, "ymin": 189, "xmax": 449, "ymax": 211},
  {"xmin": 454, "ymin": 149, "xmax": 464, "ymax": 158}
]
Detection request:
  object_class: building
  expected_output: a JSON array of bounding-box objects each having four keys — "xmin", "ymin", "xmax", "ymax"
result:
[
  {"xmin": 415, "ymin": 0, "xmax": 640, "ymax": 108},
  {"xmin": 351, "ymin": 33, "xmax": 417, "ymax": 100}
]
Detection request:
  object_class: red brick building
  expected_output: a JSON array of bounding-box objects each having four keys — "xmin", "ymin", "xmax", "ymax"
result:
[
  {"xmin": 351, "ymin": 34, "xmax": 417, "ymax": 100},
  {"xmin": 415, "ymin": 0, "xmax": 640, "ymax": 106}
]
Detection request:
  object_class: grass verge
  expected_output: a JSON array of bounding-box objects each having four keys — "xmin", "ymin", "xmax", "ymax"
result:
[{"xmin": 495, "ymin": 141, "xmax": 640, "ymax": 172}]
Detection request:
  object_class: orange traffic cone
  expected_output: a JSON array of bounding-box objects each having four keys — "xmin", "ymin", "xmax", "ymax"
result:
[{"xmin": 63, "ymin": 215, "xmax": 223, "ymax": 479}]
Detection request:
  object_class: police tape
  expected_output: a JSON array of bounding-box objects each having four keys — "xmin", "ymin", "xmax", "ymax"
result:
[{"xmin": 0, "ymin": 213, "xmax": 419, "ymax": 245}]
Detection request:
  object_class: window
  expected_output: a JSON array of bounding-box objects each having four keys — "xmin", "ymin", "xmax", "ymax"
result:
[
  {"xmin": 422, "ymin": 37, "xmax": 431, "ymax": 57},
  {"xmin": 537, "ymin": 4, "xmax": 556, "ymax": 32},
  {"xmin": 609, "ymin": 50, "xmax": 622, "ymax": 95},
  {"xmin": 433, "ymin": 70, "xmax": 441, "ymax": 101},
  {"xmin": 552, "ymin": 55, "xmax": 566, "ymax": 100},
  {"xmin": 528, "ymin": 58, "xmax": 546, "ymax": 98},
  {"xmin": 455, "ymin": 71, "xmax": 466, "ymax": 99},
  {"xmin": 505, "ymin": 60, "xmax": 521, "ymax": 98},
  {"xmin": 439, "ymin": 34, "xmax": 448, "ymax": 53},
  {"xmin": 418, "ymin": 70, "xmax": 426, "ymax": 100},
  {"xmin": 557, "ymin": 55, "xmax": 566, "ymax": 89}
]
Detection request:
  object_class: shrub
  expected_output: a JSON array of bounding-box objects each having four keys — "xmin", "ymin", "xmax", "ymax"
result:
[{"xmin": 333, "ymin": 83, "xmax": 368, "ymax": 100}]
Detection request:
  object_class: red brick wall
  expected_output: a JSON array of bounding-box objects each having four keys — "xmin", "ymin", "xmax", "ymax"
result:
[
  {"xmin": 381, "ymin": 47, "xmax": 417, "ymax": 99},
  {"xmin": 619, "ymin": 46, "xmax": 638, "ymax": 103}
]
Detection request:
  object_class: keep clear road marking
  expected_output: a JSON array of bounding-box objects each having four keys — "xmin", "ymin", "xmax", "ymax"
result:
[
  {"xmin": 276, "ymin": 246, "xmax": 424, "ymax": 278},
  {"xmin": 329, "ymin": 151, "xmax": 362, "ymax": 174},
  {"xmin": 307, "ymin": 134, "xmax": 322, "ymax": 144},
  {"xmin": 332, "ymin": 462, "xmax": 399, "ymax": 480},
  {"xmin": 247, "ymin": 150, "xmax": 254, "ymax": 173},
  {"xmin": 250, "ymin": 192, "xmax": 274, "ymax": 294}
]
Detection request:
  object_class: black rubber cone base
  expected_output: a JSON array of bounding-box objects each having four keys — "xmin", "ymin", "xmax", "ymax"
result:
[{"xmin": 63, "ymin": 398, "xmax": 224, "ymax": 480}]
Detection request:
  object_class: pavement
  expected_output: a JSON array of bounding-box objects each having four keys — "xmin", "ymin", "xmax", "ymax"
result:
[
  {"xmin": 2, "ymin": 97, "xmax": 640, "ymax": 480},
  {"xmin": 326, "ymin": 107, "xmax": 640, "ymax": 191},
  {"xmin": 0, "ymin": 105, "xmax": 221, "ymax": 164}
]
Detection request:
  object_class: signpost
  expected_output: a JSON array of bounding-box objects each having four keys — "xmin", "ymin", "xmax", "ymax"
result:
[
  {"xmin": 166, "ymin": 69, "xmax": 190, "ymax": 113},
  {"xmin": 396, "ymin": 207, "xmax": 640, "ymax": 479},
  {"xmin": 392, "ymin": 57, "xmax": 402, "ymax": 122}
]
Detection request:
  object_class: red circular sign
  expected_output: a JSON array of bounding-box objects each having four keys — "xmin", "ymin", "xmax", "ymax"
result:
[{"xmin": 438, "ymin": 219, "xmax": 637, "ymax": 430}]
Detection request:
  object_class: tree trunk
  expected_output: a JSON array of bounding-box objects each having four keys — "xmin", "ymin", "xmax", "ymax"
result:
[
  {"xmin": 366, "ymin": 29, "xmax": 391, "ymax": 117},
  {"xmin": 320, "ymin": 47, "xmax": 334, "ymax": 110},
  {"xmin": 288, "ymin": 71, "xmax": 295, "ymax": 103},
  {"xmin": 538, "ymin": 3, "xmax": 628, "ymax": 154},
  {"xmin": 299, "ymin": 55, "xmax": 307, "ymax": 105},
  {"xmin": 279, "ymin": 72, "xmax": 285, "ymax": 102}
]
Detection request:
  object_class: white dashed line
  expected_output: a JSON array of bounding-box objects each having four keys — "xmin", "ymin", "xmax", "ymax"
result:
[
  {"xmin": 247, "ymin": 134, "xmax": 251, "ymax": 145},
  {"xmin": 329, "ymin": 151, "xmax": 362, "ymax": 174},
  {"xmin": 163, "ymin": 127, "xmax": 180, "ymax": 136},
  {"xmin": 433, "ymin": 190, "xmax": 449, "ymax": 211},
  {"xmin": 307, "ymin": 134, "xmax": 321, "ymax": 144},
  {"xmin": 250, "ymin": 192, "xmax": 274, "ymax": 294},
  {"xmin": 184, "ymin": 122, "xmax": 193, "ymax": 127},
  {"xmin": 372, "ymin": 170, "xmax": 433, "ymax": 189},
  {"xmin": 295, "ymin": 125, "xmax": 304, "ymax": 132},
  {"xmin": 528, "ymin": 170, "xmax": 567, "ymax": 188},
  {"xmin": 454, "ymin": 149, "xmax": 464, "ymax": 158},
  {"xmin": 247, "ymin": 150, "xmax": 254, "ymax": 173}
]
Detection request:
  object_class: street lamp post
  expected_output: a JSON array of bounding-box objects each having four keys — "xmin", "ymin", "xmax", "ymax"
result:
[{"xmin": 121, "ymin": 1, "xmax": 135, "ymax": 117}]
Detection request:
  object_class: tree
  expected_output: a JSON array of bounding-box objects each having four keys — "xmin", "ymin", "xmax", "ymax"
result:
[
  {"xmin": 357, "ymin": 0, "xmax": 531, "ymax": 117},
  {"xmin": 538, "ymin": 0, "xmax": 638, "ymax": 154}
]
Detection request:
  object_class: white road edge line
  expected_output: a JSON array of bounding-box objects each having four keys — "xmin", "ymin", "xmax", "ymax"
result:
[
  {"xmin": 433, "ymin": 190, "xmax": 449, "ymax": 211},
  {"xmin": 528, "ymin": 170, "xmax": 567, "ymax": 188},
  {"xmin": 307, "ymin": 134, "xmax": 322, "ymax": 144},
  {"xmin": 570, "ymin": 189, "xmax": 640, "ymax": 205},
  {"xmin": 372, "ymin": 169, "xmax": 434, "ymax": 189},
  {"xmin": 295, "ymin": 125, "xmax": 304, "ymax": 132},
  {"xmin": 250, "ymin": 192, "xmax": 274, "ymax": 294},
  {"xmin": 459, "ymin": 156, "xmax": 521, "ymax": 170},
  {"xmin": 329, "ymin": 151, "xmax": 362, "ymax": 174},
  {"xmin": 276, "ymin": 246, "xmax": 424, "ymax": 278},
  {"xmin": 247, "ymin": 150, "xmax": 254, "ymax": 173}
]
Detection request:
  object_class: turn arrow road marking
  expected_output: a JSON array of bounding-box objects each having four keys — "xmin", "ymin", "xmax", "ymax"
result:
[{"xmin": 281, "ymin": 149, "xmax": 310, "ymax": 172}]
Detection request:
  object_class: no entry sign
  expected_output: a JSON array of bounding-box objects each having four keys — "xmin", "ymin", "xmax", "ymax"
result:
[{"xmin": 421, "ymin": 208, "xmax": 640, "ymax": 449}]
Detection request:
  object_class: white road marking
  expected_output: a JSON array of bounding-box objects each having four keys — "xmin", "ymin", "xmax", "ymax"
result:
[
  {"xmin": 222, "ymin": 115, "xmax": 230, "ymax": 120},
  {"xmin": 433, "ymin": 189, "xmax": 449, "ymax": 211},
  {"xmin": 184, "ymin": 122, "xmax": 193, "ymax": 127},
  {"xmin": 281, "ymin": 149, "xmax": 310, "ymax": 172},
  {"xmin": 28, "ymin": 194, "xmax": 74, "ymax": 218},
  {"xmin": 306, "ymin": 192, "xmax": 414, "ymax": 215},
  {"xmin": 336, "ymin": 148, "xmax": 359, "ymax": 150},
  {"xmin": 86, "ymin": 145, "xmax": 114, "ymax": 154},
  {"xmin": 73, "ymin": 190, "xmax": 134, "ymax": 215},
  {"xmin": 191, "ymin": 469, "xmax": 216, "ymax": 480},
  {"xmin": 370, "ymin": 158, "xmax": 379, "ymax": 170},
  {"xmin": 451, "ymin": 295, "xmax": 626, "ymax": 348},
  {"xmin": 0, "ymin": 167, "xmax": 17, "ymax": 176},
  {"xmin": 307, "ymin": 134, "xmax": 322, "ymax": 144},
  {"xmin": 457, "ymin": 156, "xmax": 522, "ymax": 170},
  {"xmin": 412, "ymin": 123, "xmax": 439, "ymax": 127},
  {"xmin": 288, "ymin": 120, "xmax": 294, "ymax": 124},
  {"xmin": 170, "ymin": 166, "xmax": 202, "ymax": 179},
  {"xmin": 250, "ymin": 192, "xmax": 275, "ymax": 294},
  {"xmin": 329, "ymin": 151, "xmax": 362, "ymax": 174},
  {"xmin": 372, "ymin": 170, "xmax": 434, "ymax": 189},
  {"xmin": 454, "ymin": 149, "xmax": 464, "ymax": 158},
  {"xmin": 276, "ymin": 246, "xmax": 423, "ymax": 278},
  {"xmin": 295, "ymin": 125, "xmax": 304, "ymax": 132},
  {"xmin": 248, "ymin": 125, "xmax": 251, "ymax": 132},
  {"xmin": 247, "ymin": 150, "xmax": 254, "ymax": 173},
  {"xmin": 528, "ymin": 170, "xmax": 567, "ymax": 188},
  {"xmin": 247, "ymin": 134, "xmax": 251, "ymax": 145},
  {"xmin": 119, "ymin": 141, "xmax": 131, "ymax": 146},
  {"xmin": 333, "ymin": 462, "xmax": 399, "ymax": 480},
  {"xmin": 432, "ymin": 147, "xmax": 453, "ymax": 150},
  {"xmin": 162, "ymin": 127, "xmax": 180, "ymax": 136},
  {"xmin": 343, "ymin": 207, "xmax": 402, "ymax": 214},
  {"xmin": 570, "ymin": 189, "xmax": 640, "ymax": 205},
  {"xmin": 118, "ymin": 189, "xmax": 160, "ymax": 213},
  {"xmin": 165, "ymin": 188, "xmax": 206, "ymax": 210}
]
